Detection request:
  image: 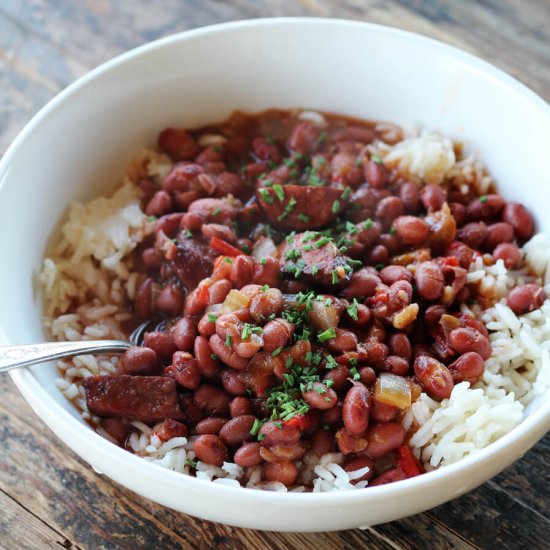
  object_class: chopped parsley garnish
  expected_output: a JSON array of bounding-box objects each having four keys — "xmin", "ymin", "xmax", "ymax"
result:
[
  {"xmin": 315, "ymin": 132, "xmax": 328, "ymax": 146},
  {"xmin": 285, "ymin": 247, "xmax": 302, "ymax": 261},
  {"xmin": 479, "ymin": 195, "xmax": 488, "ymax": 203},
  {"xmin": 332, "ymin": 200, "xmax": 340, "ymax": 214},
  {"xmin": 273, "ymin": 184, "xmax": 285, "ymax": 201},
  {"xmin": 314, "ymin": 236, "xmax": 330, "ymax": 249},
  {"xmin": 186, "ymin": 458, "xmax": 197, "ymax": 468},
  {"xmin": 260, "ymin": 257, "xmax": 267, "ymax": 265},
  {"xmin": 207, "ymin": 313, "xmax": 218, "ymax": 323},
  {"xmin": 259, "ymin": 188, "xmax": 274, "ymax": 204},
  {"xmin": 241, "ymin": 323, "xmax": 263, "ymax": 340},
  {"xmin": 347, "ymin": 298, "xmax": 359, "ymax": 321},
  {"xmin": 311, "ymin": 264, "xmax": 319, "ymax": 276},
  {"xmin": 375, "ymin": 263, "xmax": 384, "ymax": 271},
  {"xmin": 371, "ymin": 154, "xmax": 383, "ymax": 164},
  {"xmin": 349, "ymin": 366, "xmax": 361, "ymax": 381},
  {"xmin": 261, "ymin": 284, "xmax": 269, "ymax": 291},
  {"xmin": 212, "ymin": 207, "xmax": 222, "ymax": 216},
  {"xmin": 283, "ymin": 158, "xmax": 296, "ymax": 167},
  {"xmin": 326, "ymin": 354, "xmax": 338, "ymax": 369},
  {"xmin": 278, "ymin": 197, "xmax": 297, "ymax": 221},
  {"xmin": 331, "ymin": 269, "xmax": 339, "ymax": 284},
  {"xmin": 184, "ymin": 228, "xmax": 193, "ymax": 238},
  {"xmin": 271, "ymin": 347, "xmax": 283, "ymax": 356},
  {"xmin": 273, "ymin": 421, "xmax": 283, "ymax": 428},
  {"xmin": 225, "ymin": 334, "xmax": 232, "ymax": 347},
  {"xmin": 147, "ymin": 215, "xmax": 157, "ymax": 222},
  {"xmin": 257, "ymin": 434, "xmax": 266, "ymax": 441},
  {"xmin": 250, "ymin": 418, "xmax": 264, "ymax": 436},
  {"xmin": 224, "ymin": 257, "xmax": 233, "ymax": 264},
  {"xmin": 307, "ymin": 174, "xmax": 324, "ymax": 187},
  {"xmin": 341, "ymin": 186, "xmax": 352, "ymax": 200},
  {"xmin": 363, "ymin": 218, "xmax": 374, "ymax": 230},
  {"xmin": 318, "ymin": 327, "xmax": 336, "ymax": 342},
  {"xmin": 390, "ymin": 226, "xmax": 397, "ymax": 236},
  {"xmin": 297, "ymin": 213, "xmax": 311, "ymax": 223},
  {"xmin": 210, "ymin": 354, "xmax": 219, "ymax": 361}
]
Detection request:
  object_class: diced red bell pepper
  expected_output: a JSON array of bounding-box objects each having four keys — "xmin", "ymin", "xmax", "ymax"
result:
[
  {"xmin": 284, "ymin": 410, "xmax": 319, "ymax": 432},
  {"xmin": 396, "ymin": 445, "xmax": 424, "ymax": 478},
  {"xmin": 209, "ymin": 236, "xmax": 244, "ymax": 257}
]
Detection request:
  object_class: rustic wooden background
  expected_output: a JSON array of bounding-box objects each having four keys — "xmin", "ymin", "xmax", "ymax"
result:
[{"xmin": 1, "ymin": 1, "xmax": 549, "ymax": 549}]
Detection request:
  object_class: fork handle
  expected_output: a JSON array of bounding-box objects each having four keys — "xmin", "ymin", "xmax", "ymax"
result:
[{"xmin": 0, "ymin": 340, "xmax": 131, "ymax": 374}]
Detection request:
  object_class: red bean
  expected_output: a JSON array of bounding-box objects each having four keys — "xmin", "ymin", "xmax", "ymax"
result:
[
  {"xmin": 310, "ymin": 429, "xmax": 334, "ymax": 456},
  {"xmin": 355, "ymin": 220, "xmax": 383, "ymax": 247},
  {"xmin": 118, "ymin": 346, "xmax": 158, "ymax": 375},
  {"xmin": 507, "ymin": 283, "xmax": 546, "ymax": 314},
  {"xmin": 388, "ymin": 280, "xmax": 413, "ymax": 312},
  {"xmin": 258, "ymin": 421, "xmax": 301, "ymax": 447},
  {"xmin": 323, "ymin": 365, "xmax": 350, "ymax": 392},
  {"xmin": 366, "ymin": 422, "xmax": 405, "ymax": 458},
  {"xmin": 449, "ymin": 202, "xmax": 467, "ymax": 227},
  {"xmin": 366, "ymin": 244, "xmax": 389, "ymax": 266},
  {"xmin": 302, "ymin": 382, "xmax": 338, "ymax": 410},
  {"xmin": 379, "ymin": 233, "xmax": 401, "ymax": 254},
  {"xmin": 493, "ymin": 242, "xmax": 521, "ymax": 269},
  {"xmin": 388, "ymin": 333, "xmax": 412, "ymax": 361},
  {"xmin": 145, "ymin": 190, "xmax": 172, "ymax": 217},
  {"xmin": 219, "ymin": 415, "xmax": 256, "ymax": 447},
  {"xmin": 457, "ymin": 222, "xmax": 487, "ymax": 249},
  {"xmin": 250, "ymin": 288, "xmax": 283, "ymax": 322},
  {"xmin": 343, "ymin": 455, "xmax": 375, "ymax": 482},
  {"xmin": 503, "ymin": 202, "xmax": 535, "ymax": 241},
  {"xmin": 196, "ymin": 417, "xmax": 227, "ymax": 435},
  {"xmin": 331, "ymin": 152, "xmax": 363, "ymax": 186},
  {"xmin": 340, "ymin": 268, "xmax": 381, "ymax": 298},
  {"xmin": 263, "ymin": 460, "xmax": 298, "ymax": 486},
  {"xmin": 420, "ymin": 184, "xmax": 446, "ymax": 212},
  {"xmin": 101, "ymin": 417, "xmax": 129, "ymax": 444},
  {"xmin": 376, "ymin": 197, "xmax": 404, "ymax": 230},
  {"xmin": 153, "ymin": 419, "xmax": 188, "ymax": 442},
  {"xmin": 467, "ymin": 194, "xmax": 505, "ymax": 221},
  {"xmin": 380, "ymin": 265, "xmax": 413, "ymax": 286},
  {"xmin": 220, "ymin": 368, "xmax": 247, "ymax": 396},
  {"xmin": 393, "ymin": 216, "xmax": 430, "ymax": 245},
  {"xmin": 193, "ymin": 435, "xmax": 228, "ymax": 466},
  {"xmin": 326, "ymin": 328, "xmax": 358, "ymax": 353},
  {"xmin": 335, "ymin": 428, "xmax": 368, "ymax": 455},
  {"xmin": 172, "ymin": 317, "xmax": 197, "ymax": 352},
  {"xmin": 142, "ymin": 247, "xmax": 163, "ymax": 271},
  {"xmin": 209, "ymin": 279, "xmax": 232, "ymax": 305},
  {"xmin": 448, "ymin": 327, "xmax": 492, "ymax": 360},
  {"xmin": 347, "ymin": 303, "xmax": 371, "ymax": 325},
  {"xmin": 230, "ymin": 396, "xmax": 252, "ymax": 417},
  {"xmin": 193, "ymin": 384, "xmax": 231, "ymax": 415},
  {"xmin": 448, "ymin": 352, "xmax": 485, "ymax": 384},
  {"xmin": 171, "ymin": 351, "xmax": 201, "ymax": 390},
  {"xmin": 369, "ymin": 468, "xmax": 407, "ymax": 486},
  {"xmin": 363, "ymin": 339, "xmax": 389, "ymax": 367},
  {"xmin": 484, "ymin": 222, "xmax": 514, "ymax": 251},
  {"xmin": 382, "ymin": 355, "xmax": 410, "ymax": 376},
  {"xmin": 343, "ymin": 383, "xmax": 371, "ymax": 436},
  {"xmin": 234, "ymin": 442, "xmax": 262, "ymax": 467},
  {"xmin": 371, "ymin": 400, "xmax": 398, "ymax": 422},
  {"xmin": 158, "ymin": 128, "xmax": 199, "ymax": 160},
  {"xmin": 287, "ymin": 122, "xmax": 320, "ymax": 155},
  {"xmin": 363, "ymin": 159, "xmax": 388, "ymax": 188},
  {"xmin": 414, "ymin": 355, "xmax": 454, "ymax": 399},
  {"xmin": 155, "ymin": 284, "xmax": 184, "ymax": 316},
  {"xmin": 194, "ymin": 335, "xmax": 220, "ymax": 378},
  {"xmin": 359, "ymin": 366, "xmax": 377, "ymax": 386},
  {"xmin": 197, "ymin": 312, "xmax": 217, "ymax": 337},
  {"xmin": 415, "ymin": 261, "xmax": 444, "ymax": 301},
  {"xmin": 230, "ymin": 255, "xmax": 255, "ymax": 288},
  {"xmin": 448, "ymin": 241, "xmax": 475, "ymax": 269},
  {"xmin": 143, "ymin": 331, "xmax": 177, "ymax": 359},
  {"xmin": 262, "ymin": 318, "xmax": 294, "ymax": 352},
  {"xmin": 253, "ymin": 256, "xmax": 281, "ymax": 287},
  {"xmin": 400, "ymin": 181, "xmax": 421, "ymax": 214},
  {"xmin": 209, "ymin": 334, "xmax": 249, "ymax": 370}
]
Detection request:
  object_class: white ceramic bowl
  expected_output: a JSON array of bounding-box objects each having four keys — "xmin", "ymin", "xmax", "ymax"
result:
[{"xmin": 1, "ymin": 18, "xmax": 549, "ymax": 531}]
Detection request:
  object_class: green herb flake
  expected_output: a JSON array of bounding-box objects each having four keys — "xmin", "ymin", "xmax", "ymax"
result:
[
  {"xmin": 184, "ymin": 228, "xmax": 193, "ymax": 238},
  {"xmin": 271, "ymin": 347, "xmax": 283, "ymax": 357},
  {"xmin": 210, "ymin": 353, "xmax": 219, "ymax": 361},
  {"xmin": 323, "ymin": 424, "xmax": 331, "ymax": 431},
  {"xmin": 375, "ymin": 263, "xmax": 384, "ymax": 271},
  {"xmin": 207, "ymin": 313, "xmax": 218, "ymax": 323},
  {"xmin": 371, "ymin": 154, "xmax": 383, "ymax": 164},
  {"xmin": 315, "ymin": 385, "xmax": 326, "ymax": 394},
  {"xmin": 278, "ymin": 197, "xmax": 297, "ymax": 221},
  {"xmin": 297, "ymin": 213, "xmax": 311, "ymax": 223},
  {"xmin": 225, "ymin": 334, "xmax": 232, "ymax": 347},
  {"xmin": 311, "ymin": 264, "xmax": 319, "ymax": 276},
  {"xmin": 250, "ymin": 419, "xmax": 263, "ymax": 436},
  {"xmin": 257, "ymin": 433, "xmax": 266, "ymax": 441},
  {"xmin": 212, "ymin": 207, "xmax": 222, "ymax": 217},
  {"xmin": 186, "ymin": 458, "xmax": 197, "ymax": 468},
  {"xmin": 347, "ymin": 298, "xmax": 359, "ymax": 321},
  {"xmin": 318, "ymin": 327, "xmax": 336, "ymax": 343},
  {"xmin": 345, "ymin": 221, "xmax": 358, "ymax": 235},
  {"xmin": 480, "ymin": 195, "xmax": 488, "ymax": 203},
  {"xmin": 349, "ymin": 357, "xmax": 358, "ymax": 368},
  {"xmin": 341, "ymin": 187, "xmax": 352, "ymax": 200},
  {"xmin": 224, "ymin": 257, "xmax": 233, "ymax": 264},
  {"xmin": 147, "ymin": 215, "xmax": 157, "ymax": 222},
  {"xmin": 273, "ymin": 184, "xmax": 285, "ymax": 202},
  {"xmin": 363, "ymin": 218, "xmax": 374, "ymax": 230},
  {"xmin": 259, "ymin": 188, "xmax": 274, "ymax": 204},
  {"xmin": 314, "ymin": 236, "xmax": 330, "ymax": 249},
  {"xmin": 332, "ymin": 200, "xmax": 341, "ymax": 214},
  {"xmin": 390, "ymin": 226, "xmax": 397, "ymax": 236},
  {"xmin": 260, "ymin": 257, "xmax": 267, "ymax": 265},
  {"xmin": 331, "ymin": 269, "xmax": 339, "ymax": 285},
  {"xmin": 315, "ymin": 132, "xmax": 328, "ymax": 146},
  {"xmin": 349, "ymin": 366, "xmax": 361, "ymax": 381},
  {"xmin": 273, "ymin": 421, "xmax": 283, "ymax": 429}
]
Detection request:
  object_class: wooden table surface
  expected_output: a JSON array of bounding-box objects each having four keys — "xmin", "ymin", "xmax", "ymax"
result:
[{"xmin": 1, "ymin": 1, "xmax": 549, "ymax": 548}]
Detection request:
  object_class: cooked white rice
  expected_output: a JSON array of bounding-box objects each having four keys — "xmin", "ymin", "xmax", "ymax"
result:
[{"xmin": 39, "ymin": 124, "xmax": 550, "ymax": 492}]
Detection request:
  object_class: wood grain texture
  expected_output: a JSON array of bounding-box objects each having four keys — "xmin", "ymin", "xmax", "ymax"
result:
[{"xmin": 0, "ymin": 1, "xmax": 549, "ymax": 549}]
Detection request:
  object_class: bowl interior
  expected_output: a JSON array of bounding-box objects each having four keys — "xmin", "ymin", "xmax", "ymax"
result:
[{"xmin": 1, "ymin": 19, "xmax": 549, "ymax": 529}]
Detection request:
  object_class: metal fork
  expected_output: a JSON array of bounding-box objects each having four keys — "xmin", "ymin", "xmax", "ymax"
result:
[{"xmin": 0, "ymin": 319, "xmax": 161, "ymax": 374}]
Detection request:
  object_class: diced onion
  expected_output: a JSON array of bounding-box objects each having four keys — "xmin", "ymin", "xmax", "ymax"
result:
[
  {"xmin": 308, "ymin": 300, "xmax": 339, "ymax": 331},
  {"xmin": 252, "ymin": 237, "xmax": 277, "ymax": 260},
  {"xmin": 374, "ymin": 373, "xmax": 412, "ymax": 409},
  {"xmin": 220, "ymin": 289, "xmax": 251, "ymax": 314}
]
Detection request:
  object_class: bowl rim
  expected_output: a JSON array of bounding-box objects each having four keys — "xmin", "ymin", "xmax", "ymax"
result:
[{"xmin": 4, "ymin": 16, "xmax": 550, "ymax": 507}]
